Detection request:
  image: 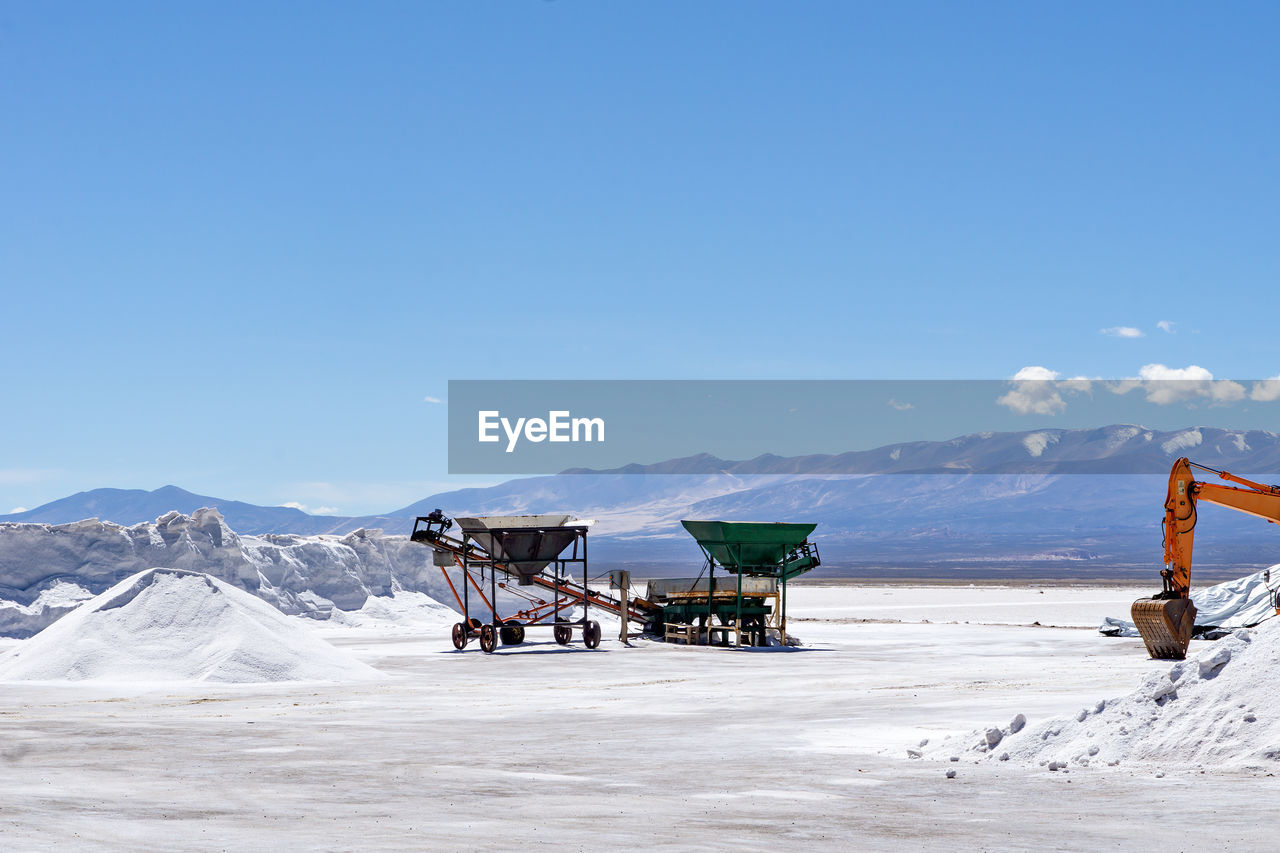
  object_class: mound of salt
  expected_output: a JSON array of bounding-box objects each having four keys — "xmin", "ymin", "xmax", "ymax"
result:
[
  {"xmin": 0, "ymin": 568, "xmax": 382, "ymax": 683},
  {"xmin": 326, "ymin": 589, "xmax": 459, "ymax": 631},
  {"xmin": 932, "ymin": 618, "xmax": 1280, "ymax": 770}
]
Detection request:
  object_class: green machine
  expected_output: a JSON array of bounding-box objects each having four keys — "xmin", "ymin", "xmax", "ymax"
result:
[{"xmin": 648, "ymin": 520, "xmax": 820, "ymax": 646}]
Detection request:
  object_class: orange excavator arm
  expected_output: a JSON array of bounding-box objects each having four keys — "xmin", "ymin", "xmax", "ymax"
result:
[
  {"xmin": 1136, "ymin": 456, "xmax": 1280, "ymax": 659},
  {"xmin": 1162, "ymin": 457, "xmax": 1280, "ymax": 596}
]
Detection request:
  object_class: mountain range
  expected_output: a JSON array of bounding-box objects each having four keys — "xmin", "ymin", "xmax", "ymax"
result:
[
  {"xmin": 6, "ymin": 425, "xmax": 1280, "ymax": 579},
  {"xmin": 0, "ymin": 485, "xmax": 400, "ymax": 536}
]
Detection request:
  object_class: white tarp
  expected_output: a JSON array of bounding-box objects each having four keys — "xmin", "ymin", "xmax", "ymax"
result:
[{"xmin": 1100, "ymin": 565, "xmax": 1279, "ymax": 637}]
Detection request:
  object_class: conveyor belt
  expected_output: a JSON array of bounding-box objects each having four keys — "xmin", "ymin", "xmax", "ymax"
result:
[{"xmin": 410, "ymin": 522, "xmax": 661, "ymax": 625}]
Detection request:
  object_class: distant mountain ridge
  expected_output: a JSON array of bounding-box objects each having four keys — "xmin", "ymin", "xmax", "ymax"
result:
[
  {"xmin": 6, "ymin": 424, "xmax": 1280, "ymax": 577},
  {"xmin": 0, "ymin": 485, "xmax": 404, "ymax": 536},
  {"xmin": 561, "ymin": 425, "xmax": 1280, "ymax": 475}
]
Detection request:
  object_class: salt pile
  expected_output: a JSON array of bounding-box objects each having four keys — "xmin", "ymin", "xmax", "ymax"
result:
[
  {"xmin": 932, "ymin": 618, "xmax": 1280, "ymax": 771},
  {"xmin": 326, "ymin": 589, "xmax": 460, "ymax": 631},
  {"xmin": 0, "ymin": 568, "xmax": 382, "ymax": 683}
]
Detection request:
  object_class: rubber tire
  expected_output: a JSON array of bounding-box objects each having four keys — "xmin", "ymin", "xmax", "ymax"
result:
[
  {"xmin": 479, "ymin": 624, "xmax": 498, "ymax": 653},
  {"xmin": 451, "ymin": 622, "xmax": 468, "ymax": 650},
  {"xmin": 583, "ymin": 620, "xmax": 601, "ymax": 649},
  {"xmin": 499, "ymin": 622, "xmax": 526, "ymax": 646},
  {"xmin": 553, "ymin": 624, "xmax": 572, "ymax": 645}
]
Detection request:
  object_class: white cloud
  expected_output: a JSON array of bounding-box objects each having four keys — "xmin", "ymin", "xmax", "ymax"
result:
[
  {"xmin": 1107, "ymin": 378, "xmax": 1142, "ymax": 395},
  {"xmin": 997, "ymin": 366, "xmax": 1068, "ymax": 415},
  {"xmin": 1012, "ymin": 366, "xmax": 1058, "ymax": 381},
  {"xmin": 887, "ymin": 398, "xmax": 914, "ymax": 411},
  {"xmin": 1156, "ymin": 320, "xmax": 1175, "ymax": 334},
  {"xmin": 1101, "ymin": 326, "xmax": 1144, "ymax": 338},
  {"xmin": 1250, "ymin": 375, "xmax": 1280, "ymax": 402},
  {"xmin": 1108, "ymin": 364, "xmax": 1246, "ymax": 405},
  {"xmin": 1057, "ymin": 376, "xmax": 1094, "ymax": 393},
  {"xmin": 423, "ymin": 395, "xmax": 443, "ymax": 404},
  {"xmin": 8, "ymin": 507, "xmax": 27, "ymax": 514},
  {"xmin": 1138, "ymin": 363, "xmax": 1214, "ymax": 382},
  {"xmin": 281, "ymin": 501, "xmax": 341, "ymax": 515},
  {"xmin": 1002, "ymin": 362, "xmax": 1256, "ymax": 414}
]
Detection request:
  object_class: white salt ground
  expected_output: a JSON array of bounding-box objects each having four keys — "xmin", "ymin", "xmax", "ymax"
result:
[
  {"xmin": 0, "ymin": 568, "xmax": 382, "ymax": 684},
  {"xmin": 2, "ymin": 584, "xmax": 1277, "ymax": 850},
  {"xmin": 932, "ymin": 615, "xmax": 1280, "ymax": 771}
]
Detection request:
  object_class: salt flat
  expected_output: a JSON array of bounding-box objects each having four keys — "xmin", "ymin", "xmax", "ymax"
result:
[
  {"xmin": 785, "ymin": 582, "xmax": 1156, "ymax": 627},
  {"xmin": 0, "ymin": 584, "xmax": 1275, "ymax": 851}
]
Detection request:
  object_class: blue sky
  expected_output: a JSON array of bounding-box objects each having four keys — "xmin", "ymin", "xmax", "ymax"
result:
[{"xmin": 2, "ymin": 1, "xmax": 1278, "ymax": 514}]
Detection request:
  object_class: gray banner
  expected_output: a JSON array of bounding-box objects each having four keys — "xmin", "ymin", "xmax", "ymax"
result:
[{"xmin": 447, "ymin": 379, "xmax": 1280, "ymax": 475}]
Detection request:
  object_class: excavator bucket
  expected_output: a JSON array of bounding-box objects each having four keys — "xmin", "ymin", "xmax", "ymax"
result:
[{"xmin": 1131, "ymin": 597, "xmax": 1196, "ymax": 660}]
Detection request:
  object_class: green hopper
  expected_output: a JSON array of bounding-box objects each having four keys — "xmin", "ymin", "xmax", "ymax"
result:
[
  {"xmin": 674, "ymin": 519, "xmax": 821, "ymax": 646},
  {"xmin": 679, "ymin": 520, "xmax": 820, "ymax": 580}
]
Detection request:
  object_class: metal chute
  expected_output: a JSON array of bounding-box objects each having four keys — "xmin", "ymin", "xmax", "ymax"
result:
[{"xmin": 454, "ymin": 515, "xmax": 586, "ymax": 586}]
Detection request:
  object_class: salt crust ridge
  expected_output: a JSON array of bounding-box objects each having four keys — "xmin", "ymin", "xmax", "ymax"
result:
[{"xmin": 0, "ymin": 509, "xmax": 455, "ymax": 636}]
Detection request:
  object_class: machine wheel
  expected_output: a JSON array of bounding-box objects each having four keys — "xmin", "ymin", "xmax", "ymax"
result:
[
  {"xmin": 451, "ymin": 622, "xmax": 468, "ymax": 650},
  {"xmin": 583, "ymin": 620, "xmax": 601, "ymax": 649},
  {"xmin": 553, "ymin": 624, "xmax": 572, "ymax": 645},
  {"xmin": 499, "ymin": 621, "xmax": 526, "ymax": 646},
  {"xmin": 479, "ymin": 624, "xmax": 498, "ymax": 653},
  {"xmin": 466, "ymin": 617, "xmax": 484, "ymax": 631}
]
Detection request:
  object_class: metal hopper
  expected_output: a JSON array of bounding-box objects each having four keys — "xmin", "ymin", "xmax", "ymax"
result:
[
  {"xmin": 679, "ymin": 520, "xmax": 819, "ymax": 579},
  {"xmin": 661, "ymin": 519, "xmax": 822, "ymax": 647},
  {"xmin": 455, "ymin": 515, "xmax": 588, "ymax": 586}
]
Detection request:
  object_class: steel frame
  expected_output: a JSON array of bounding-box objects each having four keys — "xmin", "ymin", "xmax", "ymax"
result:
[{"xmin": 410, "ymin": 513, "xmax": 605, "ymax": 653}]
